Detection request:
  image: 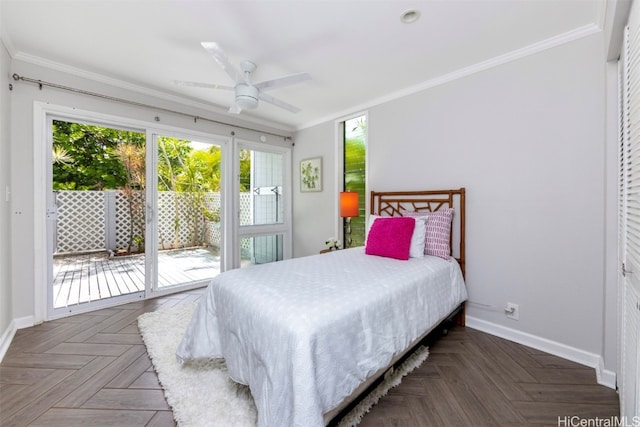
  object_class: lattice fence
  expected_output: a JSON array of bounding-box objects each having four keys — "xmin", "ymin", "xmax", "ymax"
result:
[
  {"xmin": 203, "ymin": 192, "xmax": 222, "ymax": 248},
  {"xmin": 53, "ymin": 190, "xmax": 250, "ymax": 255},
  {"xmin": 158, "ymin": 191, "xmax": 203, "ymax": 250},
  {"xmin": 56, "ymin": 191, "xmax": 106, "ymax": 253},
  {"xmin": 115, "ymin": 191, "xmax": 145, "ymax": 252}
]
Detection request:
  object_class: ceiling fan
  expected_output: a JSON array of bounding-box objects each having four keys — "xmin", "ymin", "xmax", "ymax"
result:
[{"xmin": 174, "ymin": 42, "xmax": 311, "ymax": 114}]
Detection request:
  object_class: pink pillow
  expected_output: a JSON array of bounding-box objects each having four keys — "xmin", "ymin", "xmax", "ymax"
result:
[
  {"xmin": 365, "ymin": 217, "xmax": 415, "ymax": 260},
  {"xmin": 424, "ymin": 208, "xmax": 454, "ymax": 259}
]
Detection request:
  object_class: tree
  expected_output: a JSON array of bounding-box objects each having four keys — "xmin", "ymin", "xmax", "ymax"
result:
[
  {"xmin": 180, "ymin": 152, "xmax": 213, "ymax": 246},
  {"xmin": 158, "ymin": 137, "xmax": 192, "ymax": 248},
  {"xmin": 157, "ymin": 138, "xmax": 224, "ymax": 248},
  {"xmin": 52, "ymin": 120, "xmax": 145, "ymax": 190},
  {"xmin": 239, "ymin": 149, "xmax": 251, "ymax": 192},
  {"xmin": 53, "ymin": 120, "xmax": 147, "ymax": 253},
  {"xmin": 114, "ymin": 143, "xmax": 146, "ymax": 253}
]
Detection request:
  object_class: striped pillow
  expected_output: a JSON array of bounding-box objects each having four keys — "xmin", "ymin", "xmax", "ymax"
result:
[{"xmin": 424, "ymin": 208, "xmax": 454, "ymax": 259}]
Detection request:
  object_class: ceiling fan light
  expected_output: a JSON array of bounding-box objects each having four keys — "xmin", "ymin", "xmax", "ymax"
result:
[
  {"xmin": 236, "ymin": 95, "xmax": 258, "ymax": 110},
  {"xmin": 235, "ymin": 84, "xmax": 259, "ymax": 109}
]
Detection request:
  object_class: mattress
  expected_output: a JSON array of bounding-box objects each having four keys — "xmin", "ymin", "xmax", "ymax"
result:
[{"xmin": 176, "ymin": 247, "xmax": 467, "ymax": 427}]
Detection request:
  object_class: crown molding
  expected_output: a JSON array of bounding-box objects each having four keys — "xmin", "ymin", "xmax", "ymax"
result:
[
  {"xmin": 297, "ymin": 23, "xmax": 602, "ymax": 131},
  {"xmin": 4, "ymin": 17, "xmax": 602, "ymax": 135}
]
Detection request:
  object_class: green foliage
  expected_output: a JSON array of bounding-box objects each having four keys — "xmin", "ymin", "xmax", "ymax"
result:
[
  {"xmin": 239, "ymin": 149, "xmax": 251, "ymax": 192},
  {"xmin": 344, "ymin": 116, "xmax": 367, "ymax": 247},
  {"xmin": 53, "ymin": 121, "xmax": 249, "ymax": 194},
  {"xmin": 157, "ymin": 138, "xmax": 215, "ymax": 247},
  {"xmin": 52, "ymin": 120, "xmax": 145, "ymax": 190},
  {"xmin": 157, "ymin": 138, "xmax": 224, "ymax": 193}
]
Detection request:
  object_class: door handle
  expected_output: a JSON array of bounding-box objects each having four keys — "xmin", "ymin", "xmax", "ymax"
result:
[
  {"xmin": 623, "ymin": 263, "xmax": 633, "ymax": 277},
  {"xmin": 146, "ymin": 204, "xmax": 153, "ymax": 224},
  {"xmin": 46, "ymin": 207, "xmax": 58, "ymax": 220}
]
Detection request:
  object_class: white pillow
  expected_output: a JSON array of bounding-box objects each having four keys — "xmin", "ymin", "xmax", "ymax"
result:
[
  {"xmin": 364, "ymin": 214, "xmax": 379, "ymax": 248},
  {"xmin": 365, "ymin": 214, "xmax": 426, "ymax": 258},
  {"xmin": 409, "ymin": 216, "xmax": 427, "ymax": 258}
]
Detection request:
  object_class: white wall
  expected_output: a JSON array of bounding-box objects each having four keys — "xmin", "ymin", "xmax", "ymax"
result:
[
  {"xmin": 0, "ymin": 41, "xmax": 12, "ymax": 349},
  {"xmin": 292, "ymin": 121, "xmax": 338, "ymax": 256},
  {"xmin": 293, "ymin": 33, "xmax": 614, "ymax": 372}
]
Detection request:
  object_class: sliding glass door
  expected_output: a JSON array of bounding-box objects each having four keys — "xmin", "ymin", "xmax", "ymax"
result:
[
  {"xmin": 46, "ymin": 122, "xmax": 229, "ymax": 316},
  {"xmin": 43, "ymin": 106, "xmax": 291, "ymax": 318},
  {"xmin": 47, "ymin": 118, "xmax": 147, "ymax": 317},
  {"xmin": 149, "ymin": 133, "xmax": 227, "ymax": 293}
]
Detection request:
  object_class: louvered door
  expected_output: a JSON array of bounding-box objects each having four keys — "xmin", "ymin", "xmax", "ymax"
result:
[
  {"xmin": 620, "ymin": 1, "xmax": 640, "ymax": 419},
  {"xmin": 621, "ymin": 284, "xmax": 640, "ymax": 418}
]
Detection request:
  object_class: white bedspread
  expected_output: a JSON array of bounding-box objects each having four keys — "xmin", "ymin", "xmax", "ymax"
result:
[{"xmin": 176, "ymin": 247, "xmax": 467, "ymax": 427}]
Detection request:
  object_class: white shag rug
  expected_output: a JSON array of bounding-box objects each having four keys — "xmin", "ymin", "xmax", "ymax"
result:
[{"xmin": 138, "ymin": 303, "xmax": 430, "ymax": 427}]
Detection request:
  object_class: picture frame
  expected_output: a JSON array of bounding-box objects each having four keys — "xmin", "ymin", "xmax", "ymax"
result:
[{"xmin": 300, "ymin": 157, "xmax": 322, "ymax": 192}]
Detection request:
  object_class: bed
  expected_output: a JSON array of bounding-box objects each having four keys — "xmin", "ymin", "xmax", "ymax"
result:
[{"xmin": 176, "ymin": 188, "xmax": 467, "ymax": 427}]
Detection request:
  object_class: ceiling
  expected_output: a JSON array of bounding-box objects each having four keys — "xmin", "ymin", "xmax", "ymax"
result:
[{"xmin": 1, "ymin": 0, "xmax": 604, "ymax": 131}]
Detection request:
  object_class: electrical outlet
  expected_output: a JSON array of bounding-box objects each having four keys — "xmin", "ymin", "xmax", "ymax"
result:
[{"xmin": 506, "ymin": 302, "xmax": 519, "ymax": 320}]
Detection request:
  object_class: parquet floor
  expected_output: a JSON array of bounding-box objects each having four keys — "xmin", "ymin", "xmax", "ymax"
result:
[
  {"xmin": 360, "ymin": 328, "xmax": 620, "ymax": 427},
  {"xmin": 0, "ymin": 288, "xmax": 619, "ymax": 426}
]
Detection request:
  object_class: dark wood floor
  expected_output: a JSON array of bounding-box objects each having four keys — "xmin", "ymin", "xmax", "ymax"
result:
[{"xmin": 0, "ymin": 289, "xmax": 619, "ymax": 426}]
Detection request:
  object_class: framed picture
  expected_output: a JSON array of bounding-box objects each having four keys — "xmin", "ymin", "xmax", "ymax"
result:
[{"xmin": 300, "ymin": 157, "xmax": 322, "ymax": 192}]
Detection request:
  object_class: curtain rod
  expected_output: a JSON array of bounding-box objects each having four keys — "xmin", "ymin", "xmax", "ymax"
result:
[{"xmin": 11, "ymin": 73, "xmax": 292, "ymax": 141}]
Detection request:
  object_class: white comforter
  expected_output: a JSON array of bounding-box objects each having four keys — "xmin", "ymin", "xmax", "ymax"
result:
[{"xmin": 176, "ymin": 247, "xmax": 467, "ymax": 427}]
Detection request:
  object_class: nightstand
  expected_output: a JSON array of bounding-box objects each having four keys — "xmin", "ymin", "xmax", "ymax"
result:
[{"xmin": 320, "ymin": 248, "xmax": 339, "ymax": 254}]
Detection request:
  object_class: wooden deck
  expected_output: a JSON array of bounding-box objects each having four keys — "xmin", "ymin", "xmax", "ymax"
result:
[{"xmin": 52, "ymin": 247, "xmax": 220, "ymax": 309}]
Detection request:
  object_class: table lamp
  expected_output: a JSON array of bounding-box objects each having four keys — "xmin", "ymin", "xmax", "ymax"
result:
[{"xmin": 340, "ymin": 191, "xmax": 359, "ymax": 248}]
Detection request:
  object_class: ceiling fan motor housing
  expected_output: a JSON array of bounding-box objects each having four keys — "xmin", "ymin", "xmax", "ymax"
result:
[{"xmin": 235, "ymin": 84, "xmax": 259, "ymax": 109}]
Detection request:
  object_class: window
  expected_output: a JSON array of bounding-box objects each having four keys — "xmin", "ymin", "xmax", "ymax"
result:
[{"xmin": 343, "ymin": 115, "xmax": 367, "ymax": 247}]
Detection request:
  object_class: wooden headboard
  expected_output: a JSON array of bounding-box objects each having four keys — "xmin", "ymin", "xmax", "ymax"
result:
[{"xmin": 370, "ymin": 188, "xmax": 466, "ymax": 277}]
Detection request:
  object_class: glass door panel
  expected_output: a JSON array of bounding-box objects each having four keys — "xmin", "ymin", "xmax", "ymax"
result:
[
  {"xmin": 153, "ymin": 136, "xmax": 223, "ymax": 290},
  {"xmin": 239, "ymin": 148, "xmax": 284, "ymax": 226},
  {"xmin": 48, "ymin": 119, "xmax": 146, "ymax": 316},
  {"xmin": 237, "ymin": 144, "xmax": 290, "ymax": 268},
  {"xmin": 240, "ymin": 235, "xmax": 284, "ymax": 266}
]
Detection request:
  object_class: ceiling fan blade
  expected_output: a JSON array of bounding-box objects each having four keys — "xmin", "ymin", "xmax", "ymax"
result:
[
  {"xmin": 258, "ymin": 92, "xmax": 300, "ymax": 113},
  {"xmin": 172, "ymin": 80, "xmax": 234, "ymax": 91},
  {"xmin": 201, "ymin": 42, "xmax": 240, "ymax": 83},
  {"xmin": 254, "ymin": 72, "xmax": 311, "ymax": 91},
  {"xmin": 228, "ymin": 103, "xmax": 242, "ymax": 114}
]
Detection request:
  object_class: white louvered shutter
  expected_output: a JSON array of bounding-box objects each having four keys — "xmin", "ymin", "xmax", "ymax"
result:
[{"xmin": 620, "ymin": 1, "xmax": 640, "ymax": 419}]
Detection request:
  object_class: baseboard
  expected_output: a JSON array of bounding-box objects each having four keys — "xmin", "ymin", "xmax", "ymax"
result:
[
  {"xmin": 0, "ymin": 315, "xmax": 35, "ymax": 363},
  {"xmin": 597, "ymin": 357, "xmax": 617, "ymax": 389},
  {"xmin": 466, "ymin": 316, "xmax": 617, "ymax": 389},
  {"xmin": 0, "ymin": 321, "xmax": 17, "ymax": 363}
]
